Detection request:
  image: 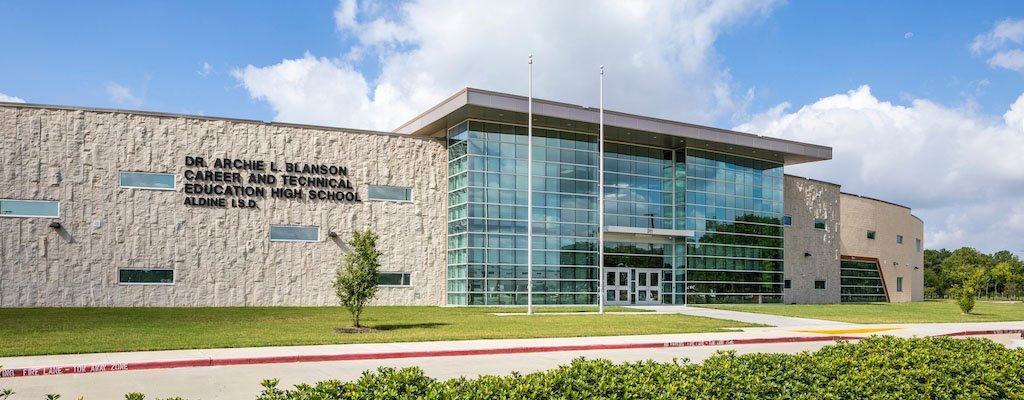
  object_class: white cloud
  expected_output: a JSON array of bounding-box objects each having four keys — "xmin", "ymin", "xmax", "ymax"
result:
[
  {"xmin": 736, "ymin": 86, "xmax": 1024, "ymax": 253},
  {"xmin": 199, "ymin": 62, "xmax": 213, "ymax": 77},
  {"xmin": 988, "ymin": 48, "xmax": 1024, "ymax": 72},
  {"xmin": 970, "ymin": 18, "xmax": 1024, "ymax": 54},
  {"xmin": 971, "ymin": 18, "xmax": 1024, "ymax": 73},
  {"xmin": 0, "ymin": 91, "xmax": 25, "ymax": 103},
  {"xmin": 904, "ymin": 32, "xmax": 914, "ymax": 39},
  {"xmin": 105, "ymin": 82, "xmax": 142, "ymax": 107},
  {"xmin": 235, "ymin": 0, "xmax": 779, "ymax": 130}
]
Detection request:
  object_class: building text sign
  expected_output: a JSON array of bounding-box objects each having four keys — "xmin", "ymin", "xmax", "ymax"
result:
[{"xmin": 182, "ymin": 156, "xmax": 360, "ymax": 208}]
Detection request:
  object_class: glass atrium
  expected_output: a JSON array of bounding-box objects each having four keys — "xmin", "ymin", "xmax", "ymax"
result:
[{"xmin": 446, "ymin": 120, "xmax": 784, "ymax": 306}]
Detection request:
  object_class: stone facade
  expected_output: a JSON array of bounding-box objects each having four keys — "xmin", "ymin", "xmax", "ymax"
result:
[
  {"xmin": 839, "ymin": 193, "xmax": 925, "ymax": 303},
  {"xmin": 0, "ymin": 104, "xmax": 448, "ymax": 307},
  {"xmin": 783, "ymin": 175, "xmax": 841, "ymax": 304}
]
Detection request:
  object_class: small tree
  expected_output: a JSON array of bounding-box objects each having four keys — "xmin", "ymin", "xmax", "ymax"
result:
[
  {"xmin": 954, "ymin": 284, "xmax": 976, "ymax": 314},
  {"xmin": 332, "ymin": 229, "xmax": 382, "ymax": 328}
]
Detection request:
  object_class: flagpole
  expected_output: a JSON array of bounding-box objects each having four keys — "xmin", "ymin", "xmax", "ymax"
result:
[
  {"xmin": 598, "ymin": 65, "xmax": 606, "ymax": 314},
  {"xmin": 527, "ymin": 54, "xmax": 534, "ymax": 315}
]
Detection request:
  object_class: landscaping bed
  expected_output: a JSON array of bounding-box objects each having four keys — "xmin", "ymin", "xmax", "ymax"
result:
[{"xmin": 254, "ymin": 336, "xmax": 1024, "ymax": 399}]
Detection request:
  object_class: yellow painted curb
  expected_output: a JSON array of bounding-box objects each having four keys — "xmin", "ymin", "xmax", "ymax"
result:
[{"xmin": 792, "ymin": 327, "xmax": 904, "ymax": 335}]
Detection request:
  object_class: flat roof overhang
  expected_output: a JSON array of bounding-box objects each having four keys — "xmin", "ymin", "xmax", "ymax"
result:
[{"xmin": 394, "ymin": 88, "xmax": 831, "ymax": 166}]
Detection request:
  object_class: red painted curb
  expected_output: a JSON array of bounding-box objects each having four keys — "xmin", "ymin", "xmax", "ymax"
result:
[
  {"xmin": 932, "ymin": 328, "xmax": 1024, "ymax": 337},
  {"xmin": 0, "ymin": 335, "xmax": 860, "ymax": 379},
  {"xmin": 3, "ymin": 330, "xmax": 1016, "ymax": 379}
]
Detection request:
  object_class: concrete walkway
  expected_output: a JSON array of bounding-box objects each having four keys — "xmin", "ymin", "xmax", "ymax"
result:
[
  {"xmin": 627, "ymin": 305, "xmax": 855, "ymax": 327},
  {"xmin": 1, "ymin": 322, "xmax": 1021, "ymax": 399}
]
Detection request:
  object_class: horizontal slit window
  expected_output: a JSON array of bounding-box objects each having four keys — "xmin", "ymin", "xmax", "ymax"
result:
[
  {"xmin": 119, "ymin": 171, "xmax": 176, "ymax": 190},
  {"xmin": 119, "ymin": 269, "xmax": 174, "ymax": 285},
  {"xmin": 0, "ymin": 199, "xmax": 60, "ymax": 218},
  {"xmin": 368, "ymin": 185, "xmax": 412, "ymax": 202},
  {"xmin": 269, "ymin": 225, "xmax": 319, "ymax": 242},
  {"xmin": 378, "ymin": 272, "xmax": 412, "ymax": 286}
]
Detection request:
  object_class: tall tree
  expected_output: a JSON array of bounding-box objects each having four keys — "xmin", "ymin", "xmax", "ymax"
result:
[{"xmin": 333, "ymin": 229, "xmax": 382, "ymax": 328}]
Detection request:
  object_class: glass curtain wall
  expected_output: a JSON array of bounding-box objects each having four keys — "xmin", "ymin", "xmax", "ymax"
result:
[
  {"xmin": 840, "ymin": 259, "xmax": 887, "ymax": 303},
  {"xmin": 447, "ymin": 121, "xmax": 599, "ymax": 305},
  {"xmin": 448, "ymin": 120, "xmax": 785, "ymax": 305},
  {"xmin": 684, "ymin": 149, "xmax": 785, "ymax": 304},
  {"xmin": 602, "ymin": 143, "xmax": 683, "ymax": 304}
]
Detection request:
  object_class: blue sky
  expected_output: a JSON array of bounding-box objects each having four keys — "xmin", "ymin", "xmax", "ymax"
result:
[{"xmin": 2, "ymin": 0, "xmax": 1023, "ymax": 253}]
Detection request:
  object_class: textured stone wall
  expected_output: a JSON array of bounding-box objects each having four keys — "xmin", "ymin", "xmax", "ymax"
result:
[
  {"xmin": 783, "ymin": 175, "xmax": 841, "ymax": 304},
  {"xmin": 0, "ymin": 104, "xmax": 448, "ymax": 307},
  {"xmin": 839, "ymin": 194, "xmax": 924, "ymax": 303}
]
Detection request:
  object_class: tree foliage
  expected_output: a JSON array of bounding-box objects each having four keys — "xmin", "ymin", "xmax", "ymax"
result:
[
  {"xmin": 924, "ymin": 247, "xmax": 1023, "ymax": 300},
  {"xmin": 332, "ymin": 229, "xmax": 382, "ymax": 328}
]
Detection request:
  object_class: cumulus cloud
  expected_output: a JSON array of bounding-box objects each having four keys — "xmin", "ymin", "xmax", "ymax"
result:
[
  {"xmin": 234, "ymin": 0, "xmax": 778, "ymax": 130},
  {"xmin": 105, "ymin": 82, "xmax": 143, "ymax": 107},
  {"xmin": 971, "ymin": 18, "xmax": 1024, "ymax": 72},
  {"xmin": 736, "ymin": 86, "xmax": 1024, "ymax": 252},
  {"xmin": 904, "ymin": 32, "xmax": 914, "ymax": 39},
  {"xmin": 0, "ymin": 92, "xmax": 25, "ymax": 103}
]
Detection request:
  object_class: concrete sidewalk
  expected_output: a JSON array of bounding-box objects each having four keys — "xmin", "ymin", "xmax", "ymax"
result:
[
  {"xmin": 2, "ymin": 321, "xmax": 1020, "ymax": 372},
  {"xmin": 1, "ymin": 322, "xmax": 1021, "ymax": 400},
  {"xmin": 627, "ymin": 305, "xmax": 853, "ymax": 327}
]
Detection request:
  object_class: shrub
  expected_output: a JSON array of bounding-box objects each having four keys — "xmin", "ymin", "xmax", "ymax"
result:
[
  {"xmin": 255, "ymin": 336, "xmax": 1024, "ymax": 399},
  {"xmin": 955, "ymin": 285, "xmax": 976, "ymax": 314}
]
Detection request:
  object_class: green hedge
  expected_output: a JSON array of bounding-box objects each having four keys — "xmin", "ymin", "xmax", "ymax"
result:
[{"xmin": 257, "ymin": 336, "xmax": 1024, "ymax": 399}]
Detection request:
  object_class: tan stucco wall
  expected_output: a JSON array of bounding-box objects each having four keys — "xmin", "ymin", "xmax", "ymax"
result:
[
  {"xmin": 783, "ymin": 175, "xmax": 841, "ymax": 304},
  {"xmin": 0, "ymin": 105, "xmax": 448, "ymax": 307},
  {"xmin": 839, "ymin": 193, "xmax": 924, "ymax": 302}
]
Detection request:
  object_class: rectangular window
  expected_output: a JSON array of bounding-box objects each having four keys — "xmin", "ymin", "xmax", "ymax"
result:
[
  {"xmin": 368, "ymin": 185, "xmax": 412, "ymax": 202},
  {"xmin": 814, "ymin": 280, "xmax": 826, "ymax": 290},
  {"xmin": 784, "ymin": 279, "xmax": 791, "ymax": 289},
  {"xmin": 0, "ymin": 199, "xmax": 60, "ymax": 218},
  {"xmin": 813, "ymin": 219, "xmax": 826, "ymax": 230},
  {"xmin": 915, "ymin": 238, "xmax": 922, "ymax": 252},
  {"xmin": 896, "ymin": 235, "xmax": 903, "ymax": 244},
  {"xmin": 269, "ymin": 225, "xmax": 319, "ymax": 242},
  {"xmin": 867, "ymin": 230, "xmax": 875, "ymax": 240},
  {"xmin": 783, "ymin": 215, "xmax": 792, "ymax": 226},
  {"xmin": 119, "ymin": 171, "xmax": 176, "ymax": 190},
  {"xmin": 378, "ymin": 272, "xmax": 412, "ymax": 286},
  {"xmin": 118, "ymin": 269, "xmax": 174, "ymax": 285},
  {"xmin": 897, "ymin": 277, "xmax": 904, "ymax": 292}
]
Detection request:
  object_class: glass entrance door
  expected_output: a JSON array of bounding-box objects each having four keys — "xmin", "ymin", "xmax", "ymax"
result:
[
  {"xmin": 605, "ymin": 268, "xmax": 662, "ymax": 306},
  {"xmin": 634, "ymin": 269, "xmax": 661, "ymax": 306}
]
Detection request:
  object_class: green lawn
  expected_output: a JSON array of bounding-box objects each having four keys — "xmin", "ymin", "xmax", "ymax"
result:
[
  {"xmin": 700, "ymin": 300, "xmax": 1024, "ymax": 324},
  {"xmin": 0, "ymin": 306, "xmax": 754, "ymax": 357}
]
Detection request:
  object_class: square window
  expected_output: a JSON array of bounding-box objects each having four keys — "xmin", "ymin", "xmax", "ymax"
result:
[
  {"xmin": 896, "ymin": 235, "xmax": 904, "ymax": 244},
  {"xmin": 814, "ymin": 280, "xmax": 826, "ymax": 290},
  {"xmin": 783, "ymin": 215, "xmax": 792, "ymax": 226},
  {"xmin": 813, "ymin": 219, "xmax": 826, "ymax": 230},
  {"xmin": 867, "ymin": 230, "xmax": 876, "ymax": 240}
]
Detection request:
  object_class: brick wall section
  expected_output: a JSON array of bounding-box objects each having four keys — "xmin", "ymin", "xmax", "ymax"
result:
[
  {"xmin": 783, "ymin": 175, "xmax": 841, "ymax": 304},
  {"xmin": 839, "ymin": 193, "xmax": 924, "ymax": 302},
  {"xmin": 0, "ymin": 105, "xmax": 448, "ymax": 307}
]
